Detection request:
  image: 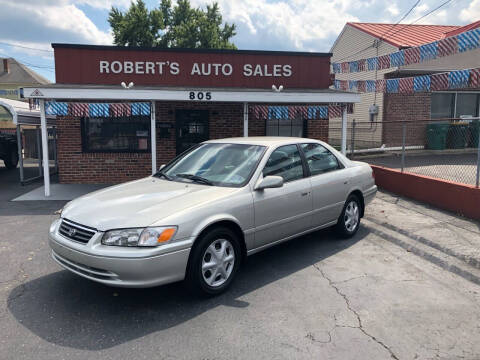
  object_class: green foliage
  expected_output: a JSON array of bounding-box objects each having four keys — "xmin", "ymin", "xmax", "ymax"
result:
[{"xmin": 109, "ymin": 0, "xmax": 236, "ymax": 49}]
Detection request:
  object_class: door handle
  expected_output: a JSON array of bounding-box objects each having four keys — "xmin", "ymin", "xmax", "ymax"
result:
[{"xmin": 301, "ymin": 192, "xmax": 309, "ymax": 196}]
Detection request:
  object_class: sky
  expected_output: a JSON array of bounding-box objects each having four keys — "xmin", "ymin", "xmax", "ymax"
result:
[{"xmin": 0, "ymin": 0, "xmax": 478, "ymax": 82}]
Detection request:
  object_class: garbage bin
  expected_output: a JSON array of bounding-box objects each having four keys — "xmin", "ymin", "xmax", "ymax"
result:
[
  {"xmin": 468, "ymin": 120, "xmax": 479, "ymax": 148},
  {"xmin": 426, "ymin": 122, "xmax": 449, "ymax": 150},
  {"xmin": 447, "ymin": 123, "xmax": 468, "ymax": 149}
]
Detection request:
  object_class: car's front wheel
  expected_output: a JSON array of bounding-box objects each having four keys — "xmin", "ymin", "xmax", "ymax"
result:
[
  {"xmin": 335, "ymin": 194, "xmax": 361, "ymax": 238},
  {"xmin": 186, "ymin": 227, "xmax": 241, "ymax": 296}
]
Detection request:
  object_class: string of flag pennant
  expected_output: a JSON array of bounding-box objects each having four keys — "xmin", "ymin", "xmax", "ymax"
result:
[
  {"xmin": 332, "ymin": 27, "xmax": 480, "ymax": 74},
  {"xmin": 333, "ymin": 67, "xmax": 480, "ymax": 93},
  {"xmin": 252, "ymin": 104, "xmax": 354, "ymax": 120},
  {"xmin": 45, "ymin": 102, "xmax": 151, "ymax": 117}
]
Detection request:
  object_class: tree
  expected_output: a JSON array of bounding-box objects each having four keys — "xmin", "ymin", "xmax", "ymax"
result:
[{"xmin": 109, "ymin": 0, "xmax": 236, "ymax": 49}]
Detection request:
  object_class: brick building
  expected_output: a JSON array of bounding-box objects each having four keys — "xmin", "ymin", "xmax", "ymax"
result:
[
  {"xmin": 22, "ymin": 44, "xmax": 358, "ymax": 193},
  {"xmin": 331, "ymin": 21, "xmax": 480, "ymax": 148}
]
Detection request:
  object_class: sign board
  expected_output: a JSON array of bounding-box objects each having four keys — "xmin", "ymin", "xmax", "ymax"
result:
[{"xmin": 53, "ymin": 44, "xmax": 332, "ymax": 89}]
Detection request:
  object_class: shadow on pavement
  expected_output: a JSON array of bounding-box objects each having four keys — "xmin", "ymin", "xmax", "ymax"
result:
[{"xmin": 7, "ymin": 226, "xmax": 368, "ymax": 351}]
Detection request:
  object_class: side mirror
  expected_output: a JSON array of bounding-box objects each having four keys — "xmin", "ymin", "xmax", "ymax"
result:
[
  {"xmin": 159, "ymin": 164, "xmax": 166, "ymax": 170},
  {"xmin": 255, "ymin": 176, "xmax": 284, "ymax": 190}
]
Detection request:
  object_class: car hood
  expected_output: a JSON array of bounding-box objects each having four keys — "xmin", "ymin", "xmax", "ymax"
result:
[{"xmin": 61, "ymin": 177, "xmax": 238, "ymax": 231}]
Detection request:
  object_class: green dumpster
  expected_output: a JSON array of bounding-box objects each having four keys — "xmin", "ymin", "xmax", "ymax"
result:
[
  {"xmin": 468, "ymin": 120, "xmax": 479, "ymax": 148},
  {"xmin": 447, "ymin": 123, "xmax": 468, "ymax": 149},
  {"xmin": 426, "ymin": 122, "xmax": 449, "ymax": 150}
]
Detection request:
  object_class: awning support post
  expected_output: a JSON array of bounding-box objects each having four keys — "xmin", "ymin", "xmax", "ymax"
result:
[
  {"xmin": 39, "ymin": 99, "xmax": 50, "ymax": 197},
  {"xmin": 16, "ymin": 125, "xmax": 24, "ymax": 184},
  {"xmin": 151, "ymin": 101, "xmax": 157, "ymax": 175},
  {"xmin": 341, "ymin": 105, "xmax": 348, "ymax": 155},
  {"xmin": 36, "ymin": 126, "xmax": 42, "ymax": 176},
  {"xmin": 243, "ymin": 102, "xmax": 248, "ymax": 137}
]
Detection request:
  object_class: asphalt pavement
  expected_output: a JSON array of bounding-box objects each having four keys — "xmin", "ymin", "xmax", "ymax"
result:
[{"xmin": 1, "ymin": 164, "xmax": 480, "ymax": 360}]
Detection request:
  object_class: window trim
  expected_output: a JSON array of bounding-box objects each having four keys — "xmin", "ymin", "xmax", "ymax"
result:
[
  {"xmin": 298, "ymin": 142, "xmax": 344, "ymax": 178},
  {"xmin": 80, "ymin": 115, "xmax": 151, "ymax": 154},
  {"xmin": 261, "ymin": 143, "xmax": 308, "ymax": 184}
]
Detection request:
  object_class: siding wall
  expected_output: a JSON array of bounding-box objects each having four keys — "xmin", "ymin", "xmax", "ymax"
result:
[{"xmin": 330, "ymin": 25, "xmax": 398, "ymax": 148}]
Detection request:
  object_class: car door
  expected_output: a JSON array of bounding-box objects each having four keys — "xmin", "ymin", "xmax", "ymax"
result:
[
  {"xmin": 253, "ymin": 144, "xmax": 313, "ymax": 249},
  {"xmin": 300, "ymin": 143, "xmax": 349, "ymax": 227}
]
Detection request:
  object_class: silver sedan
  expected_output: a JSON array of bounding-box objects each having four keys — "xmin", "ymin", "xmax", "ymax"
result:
[{"xmin": 49, "ymin": 137, "xmax": 377, "ymax": 295}]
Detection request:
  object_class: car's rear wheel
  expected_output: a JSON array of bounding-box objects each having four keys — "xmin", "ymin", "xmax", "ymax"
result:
[
  {"xmin": 186, "ymin": 227, "xmax": 241, "ymax": 296},
  {"xmin": 4, "ymin": 146, "xmax": 18, "ymax": 169},
  {"xmin": 335, "ymin": 194, "xmax": 361, "ymax": 238}
]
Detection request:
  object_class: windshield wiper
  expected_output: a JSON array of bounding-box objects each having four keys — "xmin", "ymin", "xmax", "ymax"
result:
[
  {"xmin": 175, "ymin": 173, "xmax": 214, "ymax": 186},
  {"xmin": 153, "ymin": 172, "xmax": 172, "ymax": 181}
]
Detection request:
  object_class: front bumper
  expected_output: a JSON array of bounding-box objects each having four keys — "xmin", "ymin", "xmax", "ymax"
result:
[{"xmin": 49, "ymin": 224, "xmax": 193, "ymax": 288}]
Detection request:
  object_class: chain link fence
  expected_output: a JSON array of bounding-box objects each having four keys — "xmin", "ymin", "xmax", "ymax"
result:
[{"xmin": 330, "ymin": 118, "xmax": 480, "ymax": 187}]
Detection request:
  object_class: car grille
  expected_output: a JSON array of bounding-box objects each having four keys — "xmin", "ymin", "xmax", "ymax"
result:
[{"xmin": 59, "ymin": 219, "xmax": 96, "ymax": 244}]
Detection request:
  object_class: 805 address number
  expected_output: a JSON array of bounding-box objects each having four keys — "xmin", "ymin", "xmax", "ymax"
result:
[{"xmin": 189, "ymin": 91, "xmax": 212, "ymax": 101}]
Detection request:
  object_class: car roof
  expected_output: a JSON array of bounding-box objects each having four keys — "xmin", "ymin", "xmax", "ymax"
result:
[{"xmin": 205, "ymin": 137, "xmax": 320, "ymax": 147}]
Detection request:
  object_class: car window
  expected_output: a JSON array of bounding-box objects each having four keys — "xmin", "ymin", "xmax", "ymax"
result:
[
  {"xmin": 263, "ymin": 145, "xmax": 304, "ymax": 182},
  {"xmin": 300, "ymin": 143, "xmax": 341, "ymax": 176}
]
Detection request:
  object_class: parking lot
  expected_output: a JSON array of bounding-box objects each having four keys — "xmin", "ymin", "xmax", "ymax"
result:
[{"xmin": 1, "ymin": 164, "xmax": 480, "ymax": 360}]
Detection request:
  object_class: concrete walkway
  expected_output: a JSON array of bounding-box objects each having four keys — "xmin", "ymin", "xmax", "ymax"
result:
[
  {"xmin": 364, "ymin": 191, "xmax": 480, "ymax": 284},
  {"xmin": 12, "ymin": 183, "xmax": 110, "ymax": 201}
]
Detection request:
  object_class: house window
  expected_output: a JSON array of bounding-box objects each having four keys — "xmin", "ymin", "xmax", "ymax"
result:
[
  {"xmin": 431, "ymin": 93, "xmax": 480, "ymax": 119},
  {"xmin": 455, "ymin": 93, "xmax": 479, "ymax": 118},
  {"xmin": 431, "ymin": 93, "xmax": 455, "ymax": 119},
  {"xmin": 81, "ymin": 115, "xmax": 150, "ymax": 153}
]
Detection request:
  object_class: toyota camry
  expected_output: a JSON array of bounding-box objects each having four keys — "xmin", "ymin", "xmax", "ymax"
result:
[{"xmin": 49, "ymin": 137, "xmax": 377, "ymax": 295}]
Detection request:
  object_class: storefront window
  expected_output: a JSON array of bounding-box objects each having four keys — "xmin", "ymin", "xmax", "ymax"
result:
[
  {"xmin": 455, "ymin": 93, "xmax": 479, "ymax": 118},
  {"xmin": 431, "ymin": 93, "xmax": 455, "ymax": 119},
  {"xmin": 81, "ymin": 116, "xmax": 150, "ymax": 152},
  {"xmin": 266, "ymin": 118, "xmax": 305, "ymax": 137}
]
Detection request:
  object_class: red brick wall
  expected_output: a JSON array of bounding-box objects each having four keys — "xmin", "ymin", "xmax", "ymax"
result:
[
  {"xmin": 307, "ymin": 118, "xmax": 329, "ymax": 142},
  {"xmin": 383, "ymin": 93, "xmax": 431, "ymax": 146},
  {"xmin": 57, "ymin": 101, "xmax": 330, "ymax": 184},
  {"xmin": 372, "ymin": 165, "xmax": 480, "ymax": 221}
]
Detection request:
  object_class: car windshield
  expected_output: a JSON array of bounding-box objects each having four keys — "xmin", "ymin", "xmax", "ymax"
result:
[{"xmin": 158, "ymin": 143, "xmax": 265, "ymax": 187}]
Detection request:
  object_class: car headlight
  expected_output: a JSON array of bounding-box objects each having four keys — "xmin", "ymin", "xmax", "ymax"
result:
[
  {"xmin": 101, "ymin": 226, "xmax": 178, "ymax": 247},
  {"xmin": 49, "ymin": 218, "xmax": 61, "ymax": 234}
]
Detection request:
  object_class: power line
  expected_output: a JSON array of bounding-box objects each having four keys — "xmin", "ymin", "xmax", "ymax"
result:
[
  {"xmin": 0, "ymin": 41, "xmax": 53, "ymax": 53},
  {"xmin": 1, "ymin": 52, "xmax": 55, "ymax": 72},
  {"xmin": 334, "ymin": 0, "xmax": 455, "ymax": 63},
  {"xmin": 377, "ymin": 0, "xmax": 421, "ymax": 41},
  {"xmin": 385, "ymin": 0, "xmax": 455, "ymax": 39},
  {"xmin": 334, "ymin": 0, "xmax": 421, "ymax": 63}
]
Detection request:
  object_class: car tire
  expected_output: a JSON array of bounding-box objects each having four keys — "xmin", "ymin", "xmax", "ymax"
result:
[
  {"xmin": 186, "ymin": 226, "xmax": 241, "ymax": 296},
  {"xmin": 335, "ymin": 194, "xmax": 361, "ymax": 238},
  {"xmin": 4, "ymin": 146, "xmax": 19, "ymax": 170}
]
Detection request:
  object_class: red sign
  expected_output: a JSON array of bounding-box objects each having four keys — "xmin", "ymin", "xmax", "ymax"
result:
[{"xmin": 53, "ymin": 44, "xmax": 332, "ymax": 89}]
